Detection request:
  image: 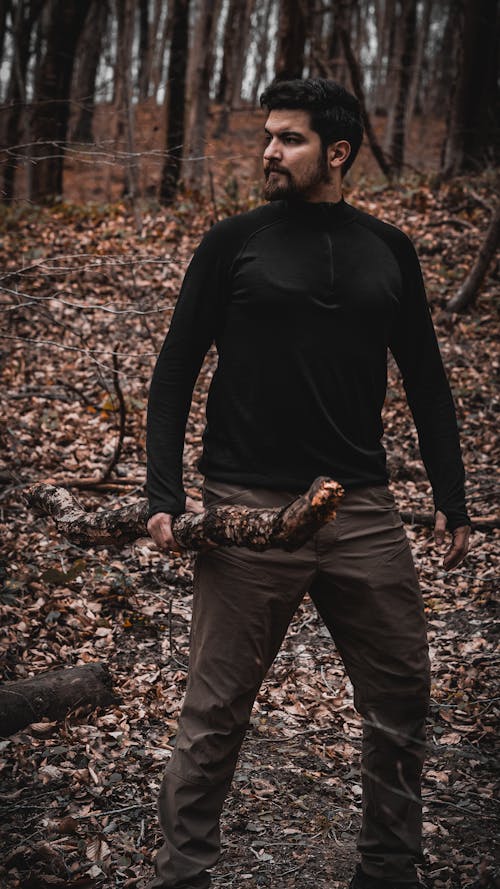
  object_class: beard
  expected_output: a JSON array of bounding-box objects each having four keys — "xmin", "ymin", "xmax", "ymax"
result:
[{"xmin": 263, "ymin": 152, "xmax": 330, "ymax": 201}]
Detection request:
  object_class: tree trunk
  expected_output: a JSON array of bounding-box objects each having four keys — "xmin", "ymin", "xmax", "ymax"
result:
[
  {"xmin": 1, "ymin": 0, "xmax": 44, "ymax": 202},
  {"xmin": 327, "ymin": 16, "xmax": 344, "ymax": 83},
  {"xmin": 215, "ymin": 0, "xmax": 253, "ymax": 136},
  {"xmin": 250, "ymin": 0, "xmax": 274, "ymax": 106},
  {"xmin": 0, "ymin": 0, "xmax": 11, "ymax": 70},
  {"xmin": 442, "ymin": 0, "xmax": 499, "ymax": 176},
  {"xmin": 276, "ymin": 0, "xmax": 311, "ymax": 80},
  {"xmin": 431, "ymin": 0, "xmax": 459, "ymax": 116},
  {"xmin": 137, "ymin": 0, "xmax": 150, "ymax": 99},
  {"xmin": 447, "ymin": 203, "xmax": 500, "ymax": 313},
  {"xmin": 372, "ymin": 0, "xmax": 386, "ymax": 112},
  {"xmin": 386, "ymin": 0, "xmax": 417, "ymax": 174},
  {"xmin": 0, "ymin": 664, "xmax": 117, "ymax": 737},
  {"xmin": 182, "ymin": 0, "xmax": 219, "ymax": 192},
  {"xmin": 378, "ymin": 0, "xmax": 397, "ymax": 117},
  {"xmin": 150, "ymin": 0, "xmax": 171, "ymax": 101},
  {"xmin": 70, "ymin": 0, "xmax": 108, "ymax": 143},
  {"xmin": 159, "ymin": 0, "xmax": 189, "ymax": 204},
  {"xmin": 114, "ymin": 0, "xmax": 135, "ymax": 143},
  {"xmin": 305, "ymin": 0, "xmax": 327, "ymax": 78},
  {"xmin": 432, "ymin": 0, "xmax": 461, "ymax": 168},
  {"xmin": 405, "ymin": 0, "xmax": 432, "ymax": 125},
  {"xmin": 352, "ymin": 0, "xmax": 362, "ymax": 64},
  {"xmin": 337, "ymin": 19, "xmax": 393, "ymax": 181},
  {"xmin": 114, "ymin": 0, "xmax": 140, "ymax": 205},
  {"xmin": 25, "ymin": 477, "xmax": 344, "ymax": 551},
  {"xmin": 29, "ymin": 0, "xmax": 92, "ymax": 202},
  {"xmin": 216, "ymin": 0, "xmax": 235, "ymax": 104}
]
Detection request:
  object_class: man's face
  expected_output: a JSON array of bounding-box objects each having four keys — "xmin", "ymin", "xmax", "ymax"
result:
[{"xmin": 262, "ymin": 109, "xmax": 330, "ymax": 201}]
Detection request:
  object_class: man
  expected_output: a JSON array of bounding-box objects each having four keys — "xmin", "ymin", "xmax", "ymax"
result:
[{"xmin": 146, "ymin": 79, "xmax": 470, "ymax": 889}]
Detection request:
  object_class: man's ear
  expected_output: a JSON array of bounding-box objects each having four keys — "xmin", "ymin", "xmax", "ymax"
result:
[{"xmin": 328, "ymin": 140, "xmax": 351, "ymax": 171}]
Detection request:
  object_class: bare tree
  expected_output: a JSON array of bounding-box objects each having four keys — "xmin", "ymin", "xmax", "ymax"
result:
[
  {"xmin": 29, "ymin": 0, "xmax": 92, "ymax": 201},
  {"xmin": 0, "ymin": 0, "xmax": 11, "ymax": 69},
  {"xmin": 150, "ymin": 0, "xmax": 171, "ymax": 101},
  {"xmin": 215, "ymin": 0, "xmax": 253, "ymax": 136},
  {"xmin": 326, "ymin": 15, "xmax": 343, "ymax": 84},
  {"xmin": 114, "ymin": 0, "xmax": 135, "ymax": 139},
  {"xmin": 372, "ymin": 0, "xmax": 387, "ymax": 111},
  {"xmin": 137, "ymin": 0, "xmax": 150, "ymax": 99},
  {"xmin": 442, "ymin": 0, "xmax": 499, "ymax": 176},
  {"xmin": 337, "ymin": 9, "xmax": 392, "ymax": 181},
  {"xmin": 385, "ymin": 0, "xmax": 418, "ymax": 175},
  {"xmin": 159, "ymin": 0, "xmax": 189, "ymax": 204},
  {"xmin": 276, "ymin": 0, "xmax": 311, "ymax": 80},
  {"xmin": 429, "ymin": 0, "xmax": 460, "ymax": 118},
  {"xmin": 113, "ymin": 0, "xmax": 139, "ymax": 203},
  {"xmin": 250, "ymin": 0, "xmax": 274, "ymax": 106},
  {"xmin": 1, "ymin": 0, "xmax": 45, "ymax": 202},
  {"xmin": 71, "ymin": 0, "xmax": 109, "ymax": 143},
  {"xmin": 182, "ymin": 0, "xmax": 219, "ymax": 191},
  {"xmin": 405, "ymin": 0, "xmax": 433, "ymax": 127},
  {"xmin": 137, "ymin": 0, "xmax": 163, "ymax": 103},
  {"xmin": 377, "ymin": 0, "xmax": 398, "ymax": 116},
  {"xmin": 304, "ymin": 1, "xmax": 327, "ymax": 78}
]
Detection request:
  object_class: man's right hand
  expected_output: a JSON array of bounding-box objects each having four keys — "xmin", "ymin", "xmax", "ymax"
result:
[
  {"xmin": 147, "ymin": 497, "xmax": 204, "ymax": 553},
  {"xmin": 147, "ymin": 512, "xmax": 177, "ymax": 552}
]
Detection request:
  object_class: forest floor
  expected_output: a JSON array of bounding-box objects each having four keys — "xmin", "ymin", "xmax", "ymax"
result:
[{"xmin": 0, "ymin": 139, "xmax": 498, "ymax": 889}]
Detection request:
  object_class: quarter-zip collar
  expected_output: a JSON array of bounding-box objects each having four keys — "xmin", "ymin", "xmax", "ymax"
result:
[{"xmin": 282, "ymin": 196, "xmax": 357, "ymax": 227}]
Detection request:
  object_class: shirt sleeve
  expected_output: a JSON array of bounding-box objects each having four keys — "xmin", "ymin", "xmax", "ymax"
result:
[
  {"xmin": 146, "ymin": 226, "xmax": 229, "ymax": 519},
  {"xmin": 389, "ymin": 236, "xmax": 470, "ymax": 530}
]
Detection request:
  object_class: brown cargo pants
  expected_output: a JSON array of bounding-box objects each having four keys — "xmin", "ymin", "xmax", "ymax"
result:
[{"xmin": 149, "ymin": 481, "xmax": 431, "ymax": 888}]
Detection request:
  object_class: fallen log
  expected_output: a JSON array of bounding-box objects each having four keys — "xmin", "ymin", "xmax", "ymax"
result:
[
  {"xmin": 446, "ymin": 201, "xmax": 500, "ymax": 313},
  {"xmin": 25, "ymin": 477, "xmax": 344, "ymax": 551},
  {"xmin": 0, "ymin": 663, "xmax": 117, "ymax": 738}
]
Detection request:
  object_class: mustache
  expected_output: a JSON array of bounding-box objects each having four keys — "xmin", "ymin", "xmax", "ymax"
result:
[{"xmin": 264, "ymin": 165, "xmax": 290, "ymax": 179}]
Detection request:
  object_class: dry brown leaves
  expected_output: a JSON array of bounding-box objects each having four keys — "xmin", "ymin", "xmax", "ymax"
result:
[{"xmin": 0, "ymin": 173, "xmax": 498, "ymax": 889}]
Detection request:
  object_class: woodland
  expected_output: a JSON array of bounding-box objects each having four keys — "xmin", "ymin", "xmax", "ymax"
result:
[{"xmin": 0, "ymin": 0, "xmax": 499, "ymax": 888}]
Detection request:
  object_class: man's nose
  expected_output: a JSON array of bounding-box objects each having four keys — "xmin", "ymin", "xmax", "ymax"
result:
[{"xmin": 263, "ymin": 137, "xmax": 281, "ymax": 161}]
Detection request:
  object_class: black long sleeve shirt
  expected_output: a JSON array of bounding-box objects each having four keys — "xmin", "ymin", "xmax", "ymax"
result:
[{"xmin": 147, "ymin": 198, "xmax": 469, "ymax": 529}]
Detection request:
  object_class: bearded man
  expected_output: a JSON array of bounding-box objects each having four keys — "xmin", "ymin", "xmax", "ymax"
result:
[{"xmin": 146, "ymin": 78, "xmax": 470, "ymax": 889}]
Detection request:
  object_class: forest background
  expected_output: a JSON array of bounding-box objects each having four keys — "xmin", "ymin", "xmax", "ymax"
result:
[{"xmin": 0, "ymin": 1, "xmax": 498, "ymax": 888}]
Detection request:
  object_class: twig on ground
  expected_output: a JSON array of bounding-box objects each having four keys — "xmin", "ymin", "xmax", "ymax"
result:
[{"xmin": 100, "ymin": 347, "xmax": 127, "ymax": 483}]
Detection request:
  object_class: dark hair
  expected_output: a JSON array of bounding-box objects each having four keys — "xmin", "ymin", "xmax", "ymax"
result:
[{"xmin": 260, "ymin": 78, "xmax": 363, "ymax": 175}]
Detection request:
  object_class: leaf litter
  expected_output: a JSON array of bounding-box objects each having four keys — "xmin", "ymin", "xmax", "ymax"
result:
[{"xmin": 0, "ymin": 173, "xmax": 498, "ymax": 888}]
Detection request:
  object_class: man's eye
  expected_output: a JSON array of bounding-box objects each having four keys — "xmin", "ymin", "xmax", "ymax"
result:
[{"xmin": 284, "ymin": 136, "xmax": 299, "ymax": 144}]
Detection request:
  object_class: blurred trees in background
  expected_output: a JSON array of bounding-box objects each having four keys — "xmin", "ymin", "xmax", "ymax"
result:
[
  {"xmin": 0, "ymin": 0, "xmax": 498, "ymax": 204},
  {"xmin": 159, "ymin": 0, "xmax": 189, "ymax": 203},
  {"xmin": 24, "ymin": 0, "xmax": 92, "ymax": 200}
]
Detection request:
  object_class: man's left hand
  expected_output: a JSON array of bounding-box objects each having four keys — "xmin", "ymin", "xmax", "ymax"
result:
[{"xmin": 434, "ymin": 510, "xmax": 470, "ymax": 570}]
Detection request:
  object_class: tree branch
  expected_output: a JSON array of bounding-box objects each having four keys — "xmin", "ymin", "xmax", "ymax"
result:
[
  {"xmin": 337, "ymin": 22, "xmax": 393, "ymax": 181},
  {"xmin": 400, "ymin": 511, "xmax": 497, "ymax": 531},
  {"xmin": 447, "ymin": 202, "xmax": 500, "ymax": 313},
  {"xmin": 100, "ymin": 348, "xmax": 127, "ymax": 483},
  {"xmin": 24, "ymin": 477, "xmax": 344, "ymax": 551}
]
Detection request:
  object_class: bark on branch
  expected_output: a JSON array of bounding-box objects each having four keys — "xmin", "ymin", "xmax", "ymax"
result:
[
  {"xmin": 0, "ymin": 664, "xmax": 117, "ymax": 738},
  {"xmin": 25, "ymin": 477, "xmax": 345, "ymax": 551}
]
